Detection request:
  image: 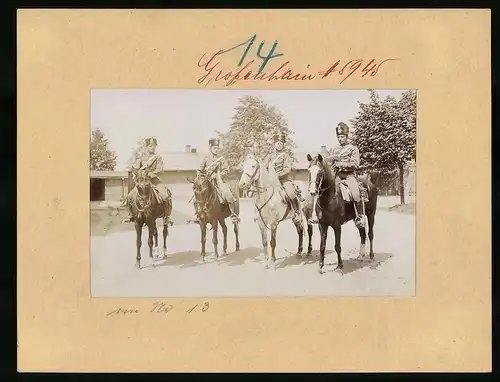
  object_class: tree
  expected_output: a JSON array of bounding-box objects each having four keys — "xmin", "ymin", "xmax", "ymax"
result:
[
  {"xmin": 126, "ymin": 136, "xmax": 147, "ymax": 170},
  {"xmin": 90, "ymin": 129, "xmax": 117, "ymax": 171},
  {"xmin": 216, "ymin": 95, "xmax": 296, "ymax": 171},
  {"xmin": 350, "ymin": 89, "xmax": 416, "ymax": 204}
]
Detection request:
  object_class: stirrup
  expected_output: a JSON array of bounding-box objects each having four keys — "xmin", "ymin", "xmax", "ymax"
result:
[{"xmin": 354, "ymin": 216, "xmax": 365, "ymax": 228}]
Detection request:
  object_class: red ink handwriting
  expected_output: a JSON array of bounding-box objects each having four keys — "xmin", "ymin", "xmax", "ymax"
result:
[{"xmin": 197, "ymin": 52, "xmax": 399, "ymax": 87}]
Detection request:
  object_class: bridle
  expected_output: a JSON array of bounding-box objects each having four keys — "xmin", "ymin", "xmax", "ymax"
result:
[
  {"xmin": 241, "ymin": 155, "xmax": 282, "ymax": 229},
  {"xmin": 308, "ymin": 161, "xmax": 336, "ymax": 210},
  {"xmin": 192, "ymin": 173, "xmax": 218, "ymax": 220},
  {"xmin": 134, "ymin": 174, "xmax": 153, "ymax": 213}
]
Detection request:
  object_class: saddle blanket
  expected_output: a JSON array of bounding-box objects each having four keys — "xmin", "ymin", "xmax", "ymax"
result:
[{"xmin": 339, "ymin": 181, "xmax": 369, "ymax": 203}]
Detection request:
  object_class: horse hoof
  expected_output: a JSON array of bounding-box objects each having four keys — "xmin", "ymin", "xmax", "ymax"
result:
[
  {"xmin": 318, "ymin": 268, "xmax": 323, "ymax": 274},
  {"xmin": 235, "ymin": 247, "xmax": 240, "ymax": 252},
  {"xmin": 265, "ymin": 264, "xmax": 269, "ymax": 269},
  {"xmin": 135, "ymin": 262, "xmax": 140, "ymax": 269},
  {"xmin": 295, "ymin": 253, "xmax": 302, "ymax": 259}
]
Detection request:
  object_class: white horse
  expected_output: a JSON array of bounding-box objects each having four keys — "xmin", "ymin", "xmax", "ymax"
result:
[{"xmin": 238, "ymin": 153, "xmax": 313, "ymax": 270}]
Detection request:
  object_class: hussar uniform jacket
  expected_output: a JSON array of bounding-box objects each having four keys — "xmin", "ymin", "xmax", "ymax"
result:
[
  {"xmin": 266, "ymin": 150, "xmax": 293, "ymax": 182},
  {"xmin": 198, "ymin": 152, "xmax": 230, "ymax": 180},
  {"xmin": 133, "ymin": 152, "xmax": 164, "ymax": 183},
  {"xmin": 327, "ymin": 143, "xmax": 360, "ymax": 176}
]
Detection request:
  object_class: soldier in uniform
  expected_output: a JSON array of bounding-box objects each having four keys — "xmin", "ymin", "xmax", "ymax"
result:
[
  {"xmin": 326, "ymin": 122, "xmax": 365, "ymax": 228},
  {"xmin": 265, "ymin": 132, "xmax": 302, "ymax": 224},
  {"xmin": 192, "ymin": 138, "xmax": 239, "ymax": 224},
  {"xmin": 123, "ymin": 137, "xmax": 171, "ymax": 223}
]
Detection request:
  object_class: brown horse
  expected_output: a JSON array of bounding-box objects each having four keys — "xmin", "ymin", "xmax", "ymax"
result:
[
  {"xmin": 306, "ymin": 153, "xmax": 378, "ymax": 274},
  {"xmin": 192, "ymin": 169, "xmax": 240, "ymax": 261},
  {"xmin": 128, "ymin": 168, "xmax": 173, "ymax": 268}
]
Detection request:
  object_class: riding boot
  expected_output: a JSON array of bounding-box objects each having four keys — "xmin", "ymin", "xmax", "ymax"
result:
[
  {"xmin": 353, "ymin": 201, "xmax": 365, "ymax": 228},
  {"xmin": 291, "ymin": 198, "xmax": 301, "ymax": 224},
  {"xmin": 228, "ymin": 202, "xmax": 240, "ymax": 223}
]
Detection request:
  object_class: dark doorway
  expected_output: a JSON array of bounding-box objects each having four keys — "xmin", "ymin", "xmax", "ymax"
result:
[{"xmin": 90, "ymin": 178, "xmax": 105, "ymax": 201}]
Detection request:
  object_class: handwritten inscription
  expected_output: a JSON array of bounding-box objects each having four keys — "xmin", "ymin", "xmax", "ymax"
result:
[
  {"xmin": 105, "ymin": 302, "xmax": 210, "ymax": 317},
  {"xmin": 197, "ymin": 35, "xmax": 399, "ymax": 87},
  {"xmin": 150, "ymin": 302, "xmax": 174, "ymax": 314},
  {"xmin": 106, "ymin": 308, "xmax": 139, "ymax": 316}
]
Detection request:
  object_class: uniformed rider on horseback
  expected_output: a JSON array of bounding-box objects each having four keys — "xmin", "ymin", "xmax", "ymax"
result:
[
  {"xmin": 123, "ymin": 137, "xmax": 172, "ymax": 224},
  {"xmin": 328, "ymin": 122, "xmax": 365, "ymax": 228},
  {"xmin": 191, "ymin": 138, "xmax": 239, "ymax": 224},
  {"xmin": 265, "ymin": 132, "xmax": 302, "ymax": 224},
  {"xmin": 306, "ymin": 122, "xmax": 365, "ymax": 228}
]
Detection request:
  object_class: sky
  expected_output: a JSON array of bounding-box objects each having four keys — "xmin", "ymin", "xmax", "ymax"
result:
[{"xmin": 91, "ymin": 89, "xmax": 408, "ymax": 170}]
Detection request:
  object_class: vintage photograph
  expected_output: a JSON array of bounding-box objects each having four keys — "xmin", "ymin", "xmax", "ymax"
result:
[{"xmin": 90, "ymin": 89, "xmax": 416, "ymax": 297}]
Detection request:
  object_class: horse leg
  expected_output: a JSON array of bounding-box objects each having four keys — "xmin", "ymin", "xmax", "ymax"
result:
[
  {"xmin": 219, "ymin": 218, "xmax": 228, "ymax": 256},
  {"xmin": 200, "ymin": 222, "xmax": 207, "ymax": 261},
  {"xmin": 294, "ymin": 221, "xmax": 304, "ymax": 257},
  {"xmin": 234, "ymin": 221, "xmax": 240, "ymax": 252},
  {"xmin": 307, "ymin": 222, "xmax": 313, "ymax": 256},
  {"xmin": 356, "ymin": 223, "xmax": 367, "ymax": 261},
  {"xmin": 270, "ymin": 225, "xmax": 277, "ymax": 270},
  {"xmin": 212, "ymin": 220, "xmax": 219, "ymax": 259},
  {"xmin": 318, "ymin": 223, "xmax": 328, "ymax": 274},
  {"xmin": 368, "ymin": 211, "xmax": 375, "ymax": 260},
  {"xmin": 257, "ymin": 219, "xmax": 269, "ymax": 268},
  {"xmin": 162, "ymin": 217, "xmax": 169, "ymax": 258},
  {"xmin": 153, "ymin": 225, "xmax": 159, "ymax": 258},
  {"xmin": 148, "ymin": 224, "xmax": 154, "ymax": 262},
  {"xmin": 333, "ymin": 224, "xmax": 344, "ymax": 271},
  {"xmin": 135, "ymin": 221, "xmax": 142, "ymax": 269}
]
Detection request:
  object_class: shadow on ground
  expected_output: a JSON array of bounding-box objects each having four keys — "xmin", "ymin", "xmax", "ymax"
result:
[
  {"xmin": 275, "ymin": 249, "xmax": 334, "ymax": 269},
  {"xmin": 91, "ymin": 208, "xmax": 193, "ymax": 237},
  {"xmin": 324, "ymin": 252, "xmax": 394, "ymax": 274},
  {"xmin": 154, "ymin": 246, "xmax": 262, "ymax": 269}
]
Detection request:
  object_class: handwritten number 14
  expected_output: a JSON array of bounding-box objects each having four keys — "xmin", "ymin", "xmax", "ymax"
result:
[{"xmin": 223, "ymin": 34, "xmax": 284, "ymax": 74}]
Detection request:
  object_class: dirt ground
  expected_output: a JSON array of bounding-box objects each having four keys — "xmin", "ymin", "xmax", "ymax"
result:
[{"xmin": 90, "ymin": 196, "xmax": 416, "ymax": 297}]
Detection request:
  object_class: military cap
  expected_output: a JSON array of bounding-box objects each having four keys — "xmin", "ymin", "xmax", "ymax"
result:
[
  {"xmin": 336, "ymin": 122, "xmax": 349, "ymax": 136},
  {"xmin": 144, "ymin": 137, "xmax": 158, "ymax": 146},
  {"xmin": 209, "ymin": 138, "xmax": 220, "ymax": 147},
  {"xmin": 273, "ymin": 132, "xmax": 286, "ymax": 143}
]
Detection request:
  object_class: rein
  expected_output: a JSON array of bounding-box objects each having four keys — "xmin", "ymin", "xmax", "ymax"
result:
[
  {"xmin": 134, "ymin": 185, "xmax": 153, "ymax": 213},
  {"xmin": 243, "ymin": 157, "xmax": 286, "ymax": 230},
  {"xmin": 193, "ymin": 176, "xmax": 219, "ymax": 222},
  {"xmin": 310, "ymin": 163, "xmax": 337, "ymax": 212}
]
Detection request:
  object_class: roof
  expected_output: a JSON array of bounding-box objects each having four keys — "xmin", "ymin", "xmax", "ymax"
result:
[
  {"xmin": 292, "ymin": 151, "xmax": 320, "ymax": 170},
  {"xmin": 90, "ymin": 170, "xmax": 129, "ymax": 179}
]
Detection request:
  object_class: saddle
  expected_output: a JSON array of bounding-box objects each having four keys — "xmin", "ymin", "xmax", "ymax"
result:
[
  {"xmin": 276, "ymin": 183, "xmax": 301, "ymax": 206},
  {"xmin": 336, "ymin": 177, "xmax": 369, "ymax": 203},
  {"xmin": 151, "ymin": 185, "xmax": 172, "ymax": 205}
]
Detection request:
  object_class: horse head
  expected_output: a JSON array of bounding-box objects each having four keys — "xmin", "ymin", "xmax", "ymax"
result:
[
  {"xmin": 306, "ymin": 153, "xmax": 335, "ymax": 196},
  {"xmin": 192, "ymin": 170, "xmax": 215, "ymax": 209},
  {"xmin": 238, "ymin": 153, "xmax": 260, "ymax": 191},
  {"xmin": 132, "ymin": 168, "xmax": 153, "ymax": 196}
]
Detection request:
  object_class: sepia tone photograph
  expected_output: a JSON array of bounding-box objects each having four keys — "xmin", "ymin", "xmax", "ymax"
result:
[{"xmin": 90, "ymin": 89, "xmax": 416, "ymax": 297}]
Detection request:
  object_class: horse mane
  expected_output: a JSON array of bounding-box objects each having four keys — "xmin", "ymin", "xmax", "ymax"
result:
[{"xmin": 253, "ymin": 153, "xmax": 280, "ymax": 188}]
